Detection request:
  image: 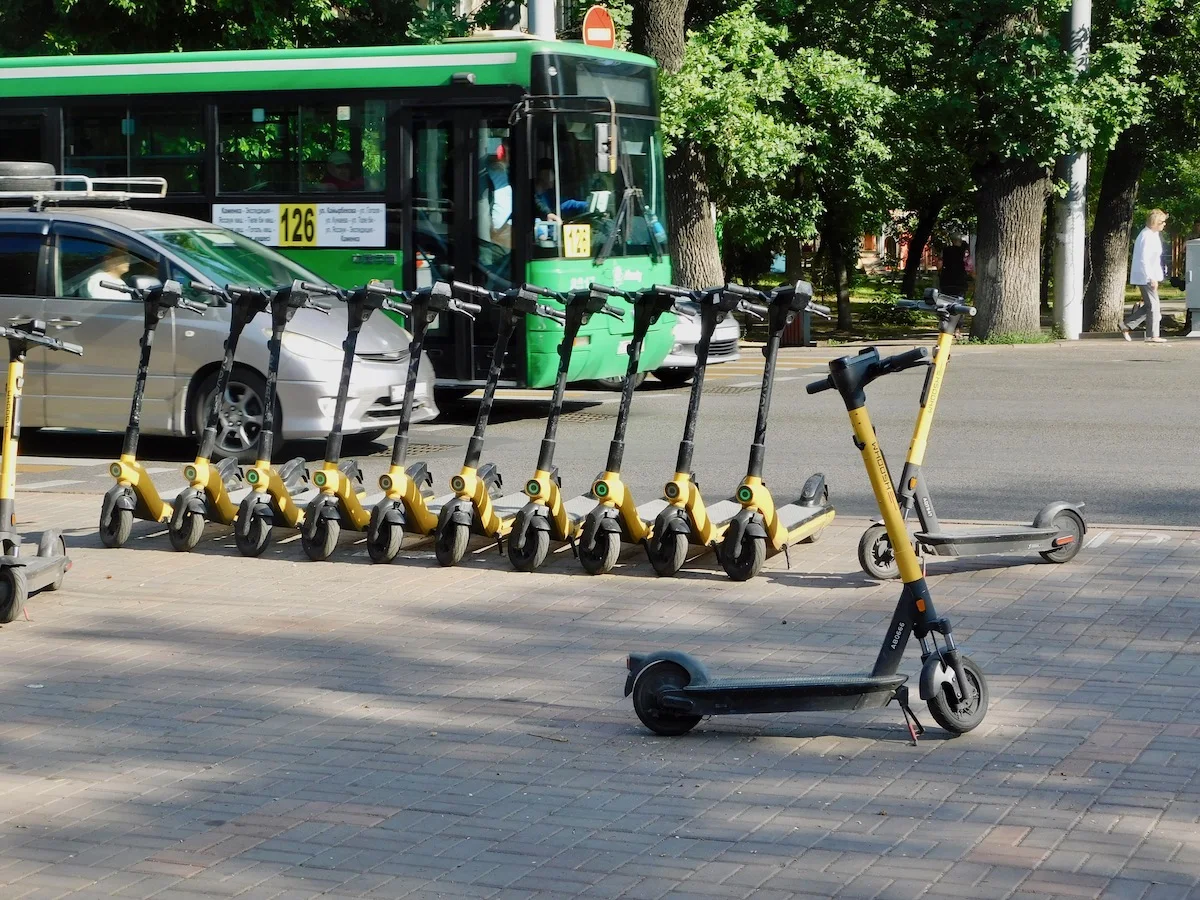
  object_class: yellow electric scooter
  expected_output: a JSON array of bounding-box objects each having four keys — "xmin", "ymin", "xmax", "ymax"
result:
[
  {"xmin": 571, "ymin": 284, "xmax": 693, "ymax": 574},
  {"xmin": 365, "ymin": 283, "xmax": 483, "ymax": 563},
  {"xmin": 99, "ymin": 278, "xmax": 207, "ymax": 548},
  {"xmin": 432, "ymin": 282, "xmax": 566, "ymax": 567},
  {"xmin": 714, "ymin": 281, "xmax": 837, "ymax": 581},
  {"xmin": 234, "ymin": 281, "xmax": 329, "ymax": 557},
  {"xmin": 643, "ymin": 285, "xmax": 768, "ymax": 576},
  {"xmin": 166, "ymin": 282, "xmax": 269, "ymax": 551}
]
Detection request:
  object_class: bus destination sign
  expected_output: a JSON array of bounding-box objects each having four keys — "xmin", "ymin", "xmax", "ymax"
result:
[{"xmin": 212, "ymin": 203, "xmax": 387, "ymax": 248}]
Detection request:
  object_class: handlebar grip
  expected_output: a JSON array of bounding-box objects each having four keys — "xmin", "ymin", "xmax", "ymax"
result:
[
  {"xmin": 225, "ymin": 284, "xmax": 258, "ymax": 297},
  {"xmin": 454, "ymin": 300, "xmax": 483, "ymax": 316},
  {"xmin": 179, "ymin": 301, "xmax": 207, "ymax": 314},
  {"xmin": 744, "ymin": 301, "xmax": 769, "ymax": 317},
  {"xmin": 363, "ymin": 282, "xmax": 405, "ymax": 298},
  {"xmin": 382, "ymin": 299, "xmax": 413, "ymax": 315},
  {"xmin": 299, "ymin": 281, "xmax": 339, "ymax": 296},
  {"xmin": 601, "ymin": 303, "xmax": 624, "ymax": 319},
  {"xmin": 880, "ymin": 346, "xmax": 932, "ymax": 373},
  {"xmin": 520, "ymin": 282, "xmax": 563, "ymax": 301},
  {"xmin": 536, "ymin": 303, "xmax": 567, "ymax": 323},
  {"xmin": 723, "ymin": 283, "xmax": 762, "ymax": 299},
  {"xmin": 451, "ymin": 281, "xmax": 493, "ymax": 300},
  {"xmin": 590, "ymin": 283, "xmax": 624, "ymax": 296},
  {"xmin": 100, "ymin": 279, "xmax": 132, "ymax": 293},
  {"xmin": 191, "ymin": 282, "xmax": 222, "ymax": 297},
  {"xmin": 650, "ymin": 283, "xmax": 694, "ymax": 298},
  {"xmin": 808, "ymin": 302, "xmax": 831, "ymax": 317},
  {"xmin": 951, "ymin": 303, "xmax": 976, "ymax": 316},
  {"xmin": 309, "ymin": 301, "xmax": 332, "ymax": 313},
  {"xmin": 806, "ymin": 377, "xmax": 833, "ymax": 395}
]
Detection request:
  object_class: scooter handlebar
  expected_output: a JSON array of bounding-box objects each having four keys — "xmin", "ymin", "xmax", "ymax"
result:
[
  {"xmin": 809, "ymin": 301, "xmax": 832, "ymax": 318},
  {"xmin": 520, "ymin": 282, "xmax": 566, "ymax": 302},
  {"xmin": 298, "ymin": 281, "xmax": 344, "ymax": 298},
  {"xmin": 590, "ymin": 283, "xmax": 632, "ymax": 300},
  {"xmin": 450, "ymin": 281, "xmax": 494, "ymax": 301},
  {"xmin": 723, "ymin": 282, "xmax": 767, "ymax": 301},
  {"xmin": 600, "ymin": 303, "xmax": 624, "ymax": 320},
  {"xmin": 806, "ymin": 376, "xmax": 833, "ymax": 395},
  {"xmin": 177, "ymin": 300, "xmax": 208, "ymax": 315},
  {"xmin": 740, "ymin": 300, "xmax": 769, "ymax": 319},
  {"xmin": 649, "ymin": 283, "xmax": 694, "ymax": 299},
  {"xmin": 380, "ymin": 298, "xmax": 413, "ymax": 316},
  {"xmin": 58, "ymin": 339, "xmax": 84, "ymax": 356},
  {"xmin": 225, "ymin": 284, "xmax": 266, "ymax": 299},
  {"xmin": 450, "ymin": 299, "xmax": 482, "ymax": 319},
  {"xmin": 191, "ymin": 282, "xmax": 226, "ymax": 299},
  {"xmin": 535, "ymin": 303, "xmax": 567, "ymax": 324},
  {"xmin": 99, "ymin": 279, "xmax": 135, "ymax": 296},
  {"xmin": 879, "ymin": 346, "xmax": 932, "ymax": 374}
]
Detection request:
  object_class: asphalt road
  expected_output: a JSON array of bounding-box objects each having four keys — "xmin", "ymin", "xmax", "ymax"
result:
[{"xmin": 15, "ymin": 338, "xmax": 1200, "ymax": 527}]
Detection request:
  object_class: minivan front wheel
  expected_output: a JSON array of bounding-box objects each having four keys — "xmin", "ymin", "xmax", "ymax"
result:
[{"xmin": 191, "ymin": 367, "xmax": 276, "ymax": 463}]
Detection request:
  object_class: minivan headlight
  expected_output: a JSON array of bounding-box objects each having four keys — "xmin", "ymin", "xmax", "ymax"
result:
[{"xmin": 279, "ymin": 332, "xmax": 344, "ymax": 361}]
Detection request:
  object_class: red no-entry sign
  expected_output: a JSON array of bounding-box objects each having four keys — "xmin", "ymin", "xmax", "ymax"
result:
[{"xmin": 581, "ymin": 6, "xmax": 616, "ymax": 49}]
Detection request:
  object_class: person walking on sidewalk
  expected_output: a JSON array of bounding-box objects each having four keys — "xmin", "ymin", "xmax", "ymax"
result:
[{"xmin": 1122, "ymin": 209, "xmax": 1169, "ymax": 343}]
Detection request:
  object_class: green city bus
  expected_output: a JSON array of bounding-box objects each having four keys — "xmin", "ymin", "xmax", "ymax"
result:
[{"xmin": 0, "ymin": 34, "xmax": 676, "ymax": 392}]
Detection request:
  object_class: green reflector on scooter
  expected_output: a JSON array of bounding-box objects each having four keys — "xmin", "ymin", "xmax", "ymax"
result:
[
  {"xmin": 379, "ymin": 474, "xmax": 393, "ymax": 491},
  {"xmin": 451, "ymin": 475, "xmax": 465, "ymax": 492},
  {"xmin": 246, "ymin": 469, "xmax": 259, "ymax": 485},
  {"xmin": 594, "ymin": 481, "xmax": 608, "ymax": 497},
  {"xmin": 737, "ymin": 486, "xmax": 753, "ymax": 502},
  {"xmin": 314, "ymin": 471, "xmax": 327, "ymax": 487},
  {"xmin": 526, "ymin": 480, "xmax": 540, "ymax": 496},
  {"xmin": 109, "ymin": 463, "xmax": 121, "ymax": 478},
  {"xmin": 184, "ymin": 465, "xmax": 197, "ymax": 481}
]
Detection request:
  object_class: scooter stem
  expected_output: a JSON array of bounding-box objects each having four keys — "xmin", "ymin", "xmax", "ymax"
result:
[
  {"xmin": 389, "ymin": 312, "xmax": 430, "ymax": 469},
  {"xmin": 747, "ymin": 327, "xmax": 784, "ymax": 479},
  {"xmin": 463, "ymin": 314, "xmax": 517, "ymax": 469},
  {"xmin": 675, "ymin": 305, "xmax": 720, "ymax": 475},
  {"xmin": 121, "ymin": 329, "xmax": 155, "ymax": 458}
]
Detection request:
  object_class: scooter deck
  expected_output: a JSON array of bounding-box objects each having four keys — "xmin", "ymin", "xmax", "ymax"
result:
[
  {"xmin": 492, "ymin": 492, "xmax": 529, "ymax": 520},
  {"xmin": 563, "ymin": 495, "xmax": 597, "ymax": 520},
  {"xmin": 917, "ymin": 525, "xmax": 1058, "ymax": 557},
  {"xmin": 670, "ymin": 672, "xmax": 907, "ymax": 715},
  {"xmin": 6, "ymin": 556, "xmax": 69, "ymax": 594},
  {"xmin": 777, "ymin": 502, "xmax": 831, "ymax": 532}
]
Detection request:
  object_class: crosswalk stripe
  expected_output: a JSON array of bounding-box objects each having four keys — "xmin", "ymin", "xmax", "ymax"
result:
[{"xmin": 21, "ymin": 479, "xmax": 84, "ymax": 490}]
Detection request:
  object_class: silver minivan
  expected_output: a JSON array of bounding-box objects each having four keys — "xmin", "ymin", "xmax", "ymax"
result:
[{"xmin": 0, "ymin": 207, "xmax": 437, "ymax": 459}]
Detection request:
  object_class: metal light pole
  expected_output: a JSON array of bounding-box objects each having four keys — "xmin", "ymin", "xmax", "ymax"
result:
[
  {"xmin": 1052, "ymin": 0, "xmax": 1091, "ymax": 340},
  {"xmin": 528, "ymin": 0, "xmax": 557, "ymax": 38}
]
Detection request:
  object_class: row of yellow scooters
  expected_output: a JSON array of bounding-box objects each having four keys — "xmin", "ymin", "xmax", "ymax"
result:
[{"xmin": 89, "ymin": 277, "xmax": 834, "ymax": 580}]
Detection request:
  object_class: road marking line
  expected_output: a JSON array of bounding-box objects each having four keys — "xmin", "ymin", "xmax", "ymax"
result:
[{"xmin": 21, "ymin": 479, "xmax": 83, "ymax": 490}]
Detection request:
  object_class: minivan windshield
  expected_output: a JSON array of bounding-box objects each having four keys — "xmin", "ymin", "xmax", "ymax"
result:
[{"xmin": 141, "ymin": 226, "xmax": 325, "ymax": 290}]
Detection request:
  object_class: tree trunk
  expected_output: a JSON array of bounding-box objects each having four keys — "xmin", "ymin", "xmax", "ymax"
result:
[
  {"xmin": 970, "ymin": 162, "xmax": 1051, "ymax": 339},
  {"xmin": 1038, "ymin": 193, "xmax": 1054, "ymax": 311},
  {"xmin": 821, "ymin": 211, "xmax": 855, "ymax": 330},
  {"xmin": 901, "ymin": 196, "xmax": 945, "ymax": 299},
  {"xmin": 1083, "ymin": 128, "xmax": 1145, "ymax": 332},
  {"xmin": 631, "ymin": 0, "xmax": 723, "ymax": 289}
]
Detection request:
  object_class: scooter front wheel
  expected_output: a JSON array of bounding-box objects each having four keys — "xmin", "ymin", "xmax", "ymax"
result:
[
  {"xmin": 632, "ymin": 661, "xmax": 702, "ymax": 736},
  {"xmin": 718, "ymin": 534, "xmax": 766, "ymax": 582},
  {"xmin": 508, "ymin": 526, "xmax": 549, "ymax": 572},
  {"xmin": 98, "ymin": 507, "xmax": 133, "ymax": 549},
  {"xmin": 579, "ymin": 531, "xmax": 621, "ymax": 575},
  {"xmin": 302, "ymin": 517, "xmax": 340, "ymax": 562},
  {"xmin": 926, "ymin": 653, "xmax": 989, "ymax": 735},
  {"xmin": 858, "ymin": 524, "xmax": 900, "ymax": 580},
  {"xmin": 367, "ymin": 520, "xmax": 404, "ymax": 564},
  {"xmin": 235, "ymin": 502, "xmax": 272, "ymax": 558},
  {"xmin": 37, "ymin": 532, "xmax": 67, "ymax": 591},
  {"xmin": 0, "ymin": 565, "xmax": 27, "ymax": 624},
  {"xmin": 1039, "ymin": 510, "xmax": 1084, "ymax": 564},
  {"xmin": 435, "ymin": 522, "xmax": 470, "ymax": 567},
  {"xmin": 169, "ymin": 510, "xmax": 205, "ymax": 552},
  {"xmin": 647, "ymin": 531, "xmax": 688, "ymax": 577}
]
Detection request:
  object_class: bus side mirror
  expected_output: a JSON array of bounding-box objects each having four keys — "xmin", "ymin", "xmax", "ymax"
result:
[{"xmin": 595, "ymin": 122, "xmax": 617, "ymax": 175}]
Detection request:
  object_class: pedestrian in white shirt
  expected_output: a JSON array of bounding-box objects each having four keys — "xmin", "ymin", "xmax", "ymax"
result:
[{"xmin": 1122, "ymin": 209, "xmax": 1169, "ymax": 343}]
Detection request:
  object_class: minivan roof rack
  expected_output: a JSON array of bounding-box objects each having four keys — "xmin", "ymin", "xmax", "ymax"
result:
[{"xmin": 0, "ymin": 175, "xmax": 168, "ymax": 212}]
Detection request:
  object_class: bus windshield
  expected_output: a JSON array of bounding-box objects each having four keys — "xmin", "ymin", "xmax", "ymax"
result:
[{"xmin": 531, "ymin": 114, "xmax": 667, "ymax": 262}]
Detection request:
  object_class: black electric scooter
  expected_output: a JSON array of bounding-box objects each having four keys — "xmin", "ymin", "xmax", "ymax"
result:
[
  {"xmin": 857, "ymin": 289, "xmax": 1086, "ymax": 579},
  {"xmin": 626, "ymin": 346, "xmax": 989, "ymax": 740},
  {"xmin": 575, "ymin": 284, "xmax": 694, "ymax": 575},
  {"xmin": 505, "ymin": 283, "xmax": 624, "ymax": 572},
  {"xmin": 714, "ymin": 281, "xmax": 836, "ymax": 581},
  {"xmin": 432, "ymin": 283, "xmax": 566, "ymax": 567},
  {"xmin": 0, "ymin": 321, "xmax": 82, "ymax": 623}
]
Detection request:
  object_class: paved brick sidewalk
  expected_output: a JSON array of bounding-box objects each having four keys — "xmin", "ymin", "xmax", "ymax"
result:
[{"xmin": 0, "ymin": 493, "xmax": 1196, "ymax": 900}]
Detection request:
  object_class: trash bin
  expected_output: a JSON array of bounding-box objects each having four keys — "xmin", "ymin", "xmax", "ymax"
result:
[{"xmin": 780, "ymin": 309, "xmax": 815, "ymax": 347}]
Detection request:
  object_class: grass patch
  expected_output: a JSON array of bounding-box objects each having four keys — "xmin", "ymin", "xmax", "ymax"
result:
[{"xmin": 962, "ymin": 329, "xmax": 1059, "ymax": 345}]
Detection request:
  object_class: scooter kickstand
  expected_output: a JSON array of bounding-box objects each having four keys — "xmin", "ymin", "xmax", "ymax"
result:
[
  {"xmin": 567, "ymin": 534, "xmax": 578, "ymax": 558},
  {"xmin": 782, "ymin": 543, "xmax": 792, "ymax": 569},
  {"xmin": 895, "ymin": 686, "xmax": 925, "ymax": 746}
]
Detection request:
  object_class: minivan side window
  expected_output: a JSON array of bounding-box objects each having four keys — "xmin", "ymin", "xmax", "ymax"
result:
[
  {"xmin": 0, "ymin": 232, "xmax": 44, "ymax": 296},
  {"xmin": 57, "ymin": 237, "xmax": 158, "ymax": 300}
]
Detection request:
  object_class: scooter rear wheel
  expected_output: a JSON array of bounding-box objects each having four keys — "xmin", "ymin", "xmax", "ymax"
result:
[
  {"xmin": 169, "ymin": 510, "xmax": 205, "ymax": 552},
  {"xmin": 99, "ymin": 507, "xmax": 133, "ymax": 549},
  {"xmin": 718, "ymin": 534, "xmax": 766, "ymax": 582},
  {"xmin": 1039, "ymin": 510, "xmax": 1084, "ymax": 564},
  {"xmin": 367, "ymin": 520, "xmax": 404, "ymax": 564},
  {"xmin": 926, "ymin": 653, "xmax": 988, "ymax": 735},
  {"xmin": 647, "ymin": 532, "xmax": 688, "ymax": 577},
  {"xmin": 0, "ymin": 565, "xmax": 27, "ymax": 624},
  {"xmin": 37, "ymin": 532, "xmax": 67, "ymax": 591},
  {"xmin": 507, "ymin": 527, "xmax": 549, "ymax": 572},
  {"xmin": 578, "ymin": 531, "xmax": 621, "ymax": 575},
  {"xmin": 632, "ymin": 661, "xmax": 702, "ymax": 736},
  {"xmin": 435, "ymin": 522, "xmax": 470, "ymax": 567},
  {"xmin": 302, "ymin": 517, "xmax": 340, "ymax": 562},
  {"xmin": 858, "ymin": 524, "xmax": 900, "ymax": 580}
]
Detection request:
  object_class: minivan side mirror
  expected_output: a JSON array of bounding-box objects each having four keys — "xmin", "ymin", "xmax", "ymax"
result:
[{"xmin": 129, "ymin": 275, "xmax": 163, "ymax": 293}]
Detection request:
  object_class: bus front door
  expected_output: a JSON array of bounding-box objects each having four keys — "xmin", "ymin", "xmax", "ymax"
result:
[{"xmin": 408, "ymin": 109, "xmax": 518, "ymax": 391}]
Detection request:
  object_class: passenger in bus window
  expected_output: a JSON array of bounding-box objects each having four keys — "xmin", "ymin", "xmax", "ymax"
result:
[
  {"xmin": 534, "ymin": 160, "xmax": 589, "ymax": 223},
  {"xmin": 479, "ymin": 139, "xmax": 512, "ymax": 250},
  {"xmin": 320, "ymin": 151, "xmax": 364, "ymax": 191}
]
